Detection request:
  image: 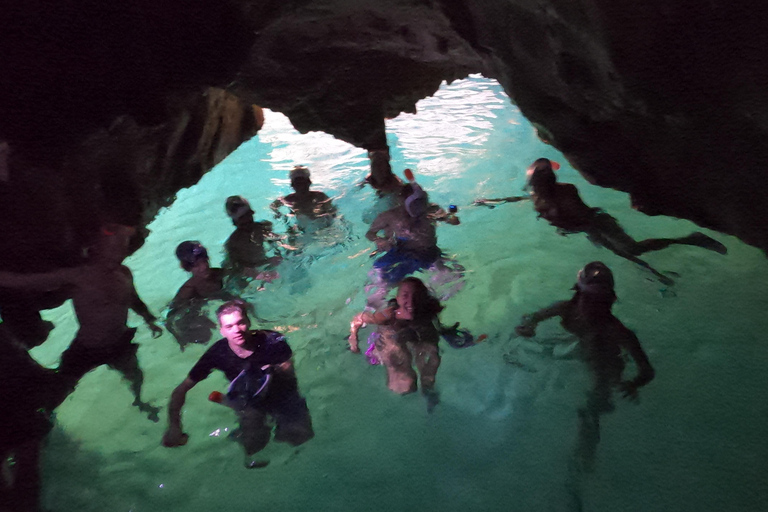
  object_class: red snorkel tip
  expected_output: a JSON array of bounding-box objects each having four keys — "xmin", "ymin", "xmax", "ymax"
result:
[
  {"xmin": 550, "ymin": 161, "xmax": 561, "ymax": 171},
  {"xmin": 404, "ymin": 168, "xmax": 415, "ymax": 182}
]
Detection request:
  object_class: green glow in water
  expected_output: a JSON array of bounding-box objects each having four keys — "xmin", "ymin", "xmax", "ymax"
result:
[{"xmin": 35, "ymin": 76, "xmax": 768, "ymax": 511}]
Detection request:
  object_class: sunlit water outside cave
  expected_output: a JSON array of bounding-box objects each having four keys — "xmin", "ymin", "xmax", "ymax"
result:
[{"xmin": 31, "ymin": 76, "xmax": 768, "ymax": 511}]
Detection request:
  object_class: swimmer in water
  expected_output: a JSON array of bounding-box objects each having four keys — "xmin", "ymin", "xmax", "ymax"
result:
[
  {"xmin": 514, "ymin": 261, "xmax": 654, "ymax": 470},
  {"xmin": 487, "ymin": 158, "xmax": 727, "ymax": 284},
  {"xmin": 271, "ymin": 166, "xmax": 337, "ymax": 226},
  {"xmin": 162, "ymin": 300, "xmax": 313, "ymax": 467},
  {"xmin": 365, "ymin": 177, "xmax": 464, "ymax": 308},
  {"xmin": 166, "ymin": 241, "xmax": 235, "ymax": 350},
  {"xmin": 349, "ymin": 277, "xmax": 443, "ymax": 410},
  {"xmin": 0, "ymin": 224, "xmax": 163, "ymax": 421}
]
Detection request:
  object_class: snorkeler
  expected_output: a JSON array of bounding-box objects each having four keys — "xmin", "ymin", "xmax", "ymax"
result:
[
  {"xmin": 271, "ymin": 165, "xmax": 337, "ymax": 228},
  {"xmin": 0, "ymin": 334, "xmax": 67, "ymax": 512},
  {"xmin": 0, "ymin": 224, "xmax": 163, "ymax": 421},
  {"xmin": 349, "ymin": 277, "xmax": 443, "ymax": 409},
  {"xmin": 365, "ymin": 172, "xmax": 464, "ymax": 308},
  {"xmin": 162, "ymin": 300, "xmax": 313, "ymax": 467},
  {"xmin": 514, "ymin": 261, "xmax": 654, "ymax": 470},
  {"xmin": 223, "ymin": 196, "xmax": 281, "ymax": 288},
  {"xmin": 481, "ymin": 158, "xmax": 727, "ymax": 284},
  {"xmin": 166, "ymin": 241, "xmax": 235, "ymax": 351}
]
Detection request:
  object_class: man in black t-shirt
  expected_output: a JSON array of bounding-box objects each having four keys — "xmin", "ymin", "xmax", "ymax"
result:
[{"xmin": 162, "ymin": 300, "xmax": 313, "ymax": 460}]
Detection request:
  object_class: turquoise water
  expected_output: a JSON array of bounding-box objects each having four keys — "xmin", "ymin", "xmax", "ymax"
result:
[{"xmin": 32, "ymin": 76, "xmax": 768, "ymax": 511}]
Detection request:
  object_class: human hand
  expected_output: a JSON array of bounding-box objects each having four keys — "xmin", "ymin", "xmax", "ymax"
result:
[
  {"xmin": 375, "ymin": 238, "xmax": 392, "ymax": 252},
  {"xmin": 515, "ymin": 324, "xmax": 536, "ymax": 338},
  {"xmin": 348, "ymin": 334, "xmax": 360, "ymax": 353},
  {"xmin": 162, "ymin": 427, "xmax": 189, "ymax": 447},
  {"xmin": 619, "ymin": 381, "xmax": 639, "ymax": 401},
  {"xmin": 149, "ymin": 322, "xmax": 163, "ymax": 339}
]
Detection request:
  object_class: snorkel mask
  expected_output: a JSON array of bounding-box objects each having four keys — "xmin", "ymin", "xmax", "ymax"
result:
[
  {"xmin": 575, "ymin": 261, "xmax": 615, "ymax": 295},
  {"xmin": 403, "ymin": 168, "xmax": 429, "ymax": 217}
]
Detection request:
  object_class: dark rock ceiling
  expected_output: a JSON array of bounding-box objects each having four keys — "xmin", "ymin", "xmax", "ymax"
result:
[{"xmin": 1, "ymin": 0, "xmax": 767, "ymax": 275}]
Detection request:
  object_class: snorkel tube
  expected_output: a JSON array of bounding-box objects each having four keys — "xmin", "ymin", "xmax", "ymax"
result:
[{"xmin": 403, "ymin": 168, "xmax": 428, "ymax": 218}]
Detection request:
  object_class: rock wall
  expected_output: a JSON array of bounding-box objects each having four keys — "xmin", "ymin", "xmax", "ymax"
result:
[{"xmin": 1, "ymin": 0, "xmax": 767, "ymax": 270}]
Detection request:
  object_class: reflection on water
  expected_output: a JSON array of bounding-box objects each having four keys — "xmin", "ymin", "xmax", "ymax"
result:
[{"xmin": 33, "ymin": 76, "xmax": 768, "ymax": 512}]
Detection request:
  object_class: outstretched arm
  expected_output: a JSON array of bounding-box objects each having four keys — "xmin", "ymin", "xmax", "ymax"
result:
[
  {"xmin": 515, "ymin": 300, "xmax": 569, "ymax": 337},
  {"xmin": 474, "ymin": 196, "xmax": 530, "ymax": 208},
  {"xmin": 348, "ymin": 308, "xmax": 393, "ymax": 352},
  {"xmin": 0, "ymin": 267, "xmax": 80, "ymax": 292},
  {"xmin": 162, "ymin": 377, "xmax": 197, "ymax": 447}
]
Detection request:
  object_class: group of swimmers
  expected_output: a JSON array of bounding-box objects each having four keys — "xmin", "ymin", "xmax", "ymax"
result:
[{"xmin": 0, "ymin": 157, "xmax": 729, "ymax": 507}]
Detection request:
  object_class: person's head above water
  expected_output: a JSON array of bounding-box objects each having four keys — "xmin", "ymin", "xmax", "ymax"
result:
[
  {"xmin": 216, "ymin": 300, "xmax": 251, "ymax": 346},
  {"xmin": 400, "ymin": 182, "xmax": 428, "ymax": 218},
  {"xmin": 226, "ymin": 196, "xmax": 254, "ymax": 225},
  {"xmin": 175, "ymin": 241, "xmax": 209, "ymax": 272},
  {"xmin": 396, "ymin": 277, "xmax": 444, "ymax": 320},
  {"xmin": 526, "ymin": 158, "xmax": 560, "ymax": 193},
  {"xmin": 573, "ymin": 261, "xmax": 617, "ymax": 308},
  {"xmin": 289, "ymin": 165, "xmax": 312, "ymax": 193}
]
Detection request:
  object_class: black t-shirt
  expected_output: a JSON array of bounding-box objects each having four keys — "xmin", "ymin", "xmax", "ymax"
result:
[{"xmin": 188, "ymin": 330, "xmax": 292, "ymax": 383}]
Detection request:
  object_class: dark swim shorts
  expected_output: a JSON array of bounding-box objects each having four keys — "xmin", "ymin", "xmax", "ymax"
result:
[{"xmin": 373, "ymin": 248, "xmax": 440, "ymax": 284}]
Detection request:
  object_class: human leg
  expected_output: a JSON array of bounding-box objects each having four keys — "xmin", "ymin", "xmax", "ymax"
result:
[
  {"xmin": 109, "ymin": 339, "xmax": 160, "ymax": 422},
  {"xmin": 237, "ymin": 407, "xmax": 271, "ymax": 456},
  {"xmin": 272, "ymin": 395, "xmax": 314, "ymax": 447},
  {"xmin": 375, "ymin": 334, "xmax": 417, "ymax": 394},
  {"xmin": 410, "ymin": 342, "xmax": 441, "ymax": 391}
]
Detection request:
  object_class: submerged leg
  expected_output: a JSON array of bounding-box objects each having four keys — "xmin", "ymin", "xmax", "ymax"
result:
[
  {"xmin": 110, "ymin": 346, "xmax": 160, "ymax": 422},
  {"xmin": 377, "ymin": 336, "xmax": 417, "ymax": 394}
]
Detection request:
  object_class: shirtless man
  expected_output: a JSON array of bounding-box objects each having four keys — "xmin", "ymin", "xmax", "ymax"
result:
[
  {"xmin": 166, "ymin": 241, "xmax": 233, "ymax": 351},
  {"xmin": 271, "ymin": 166, "xmax": 336, "ymax": 225},
  {"xmin": 514, "ymin": 261, "xmax": 654, "ymax": 470},
  {"xmin": 223, "ymin": 196, "xmax": 281, "ymax": 288},
  {"xmin": 0, "ymin": 224, "xmax": 163, "ymax": 420}
]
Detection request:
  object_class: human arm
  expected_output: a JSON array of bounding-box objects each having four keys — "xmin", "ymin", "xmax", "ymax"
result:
[
  {"xmin": 348, "ymin": 307, "xmax": 394, "ymax": 352},
  {"xmin": 162, "ymin": 377, "xmax": 197, "ymax": 447},
  {"xmin": 0, "ymin": 267, "xmax": 80, "ymax": 292},
  {"xmin": 130, "ymin": 286, "xmax": 163, "ymax": 338},
  {"xmin": 514, "ymin": 300, "xmax": 569, "ymax": 337},
  {"xmin": 474, "ymin": 196, "xmax": 530, "ymax": 208},
  {"xmin": 618, "ymin": 330, "xmax": 655, "ymax": 400},
  {"xmin": 365, "ymin": 213, "xmax": 394, "ymax": 252}
]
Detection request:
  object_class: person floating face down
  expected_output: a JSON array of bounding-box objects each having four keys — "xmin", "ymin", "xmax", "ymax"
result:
[
  {"xmin": 166, "ymin": 241, "xmax": 234, "ymax": 351},
  {"xmin": 514, "ymin": 262, "xmax": 655, "ymax": 470},
  {"xmin": 271, "ymin": 166, "xmax": 337, "ymax": 231},
  {"xmin": 223, "ymin": 196, "xmax": 281, "ymax": 286},
  {"xmin": 518, "ymin": 158, "xmax": 726, "ymax": 285},
  {"xmin": 0, "ymin": 224, "xmax": 163, "ymax": 422},
  {"xmin": 162, "ymin": 300, "xmax": 314, "ymax": 465},
  {"xmin": 349, "ymin": 277, "xmax": 443, "ymax": 410}
]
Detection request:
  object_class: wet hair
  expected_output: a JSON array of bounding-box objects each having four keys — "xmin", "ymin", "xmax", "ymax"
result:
[
  {"xmin": 398, "ymin": 277, "xmax": 444, "ymax": 320},
  {"xmin": 175, "ymin": 241, "xmax": 208, "ymax": 271},
  {"xmin": 569, "ymin": 262, "xmax": 617, "ymax": 317},
  {"xmin": 527, "ymin": 158, "xmax": 557, "ymax": 193},
  {"xmin": 216, "ymin": 300, "xmax": 250, "ymax": 323}
]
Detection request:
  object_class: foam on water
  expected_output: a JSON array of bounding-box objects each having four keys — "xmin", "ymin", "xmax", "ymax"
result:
[{"xmin": 32, "ymin": 76, "xmax": 768, "ymax": 511}]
